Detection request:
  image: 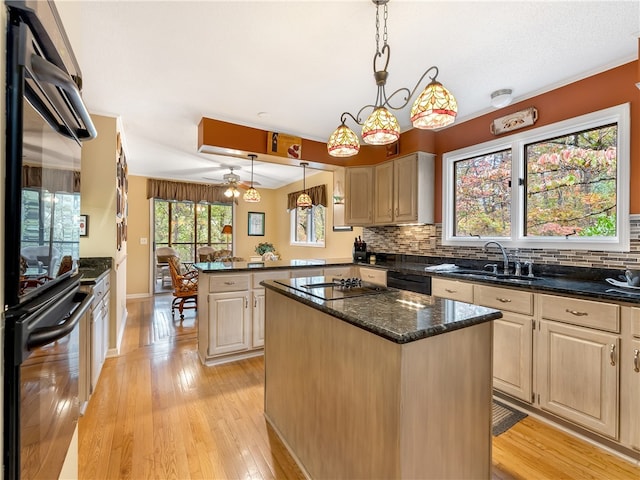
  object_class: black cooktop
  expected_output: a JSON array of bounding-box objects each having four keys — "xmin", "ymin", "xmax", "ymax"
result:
[{"xmin": 275, "ymin": 276, "xmax": 387, "ymax": 301}]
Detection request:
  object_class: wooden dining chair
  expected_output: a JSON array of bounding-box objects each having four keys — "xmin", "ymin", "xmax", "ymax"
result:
[{"xmin": 167, "ymin": 255, "xmax": 198, "ymax": 320}]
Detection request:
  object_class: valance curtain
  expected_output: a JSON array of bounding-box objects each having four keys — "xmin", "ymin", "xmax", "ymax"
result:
[
  {"xmin": 287, "ymin": 184, "xmax": 327, "ymax": 211},
  {"xmin": 146, "ymin": 178, "xmax": 232, "ymax": 204},
  {"xmin": 23, "ymin": 165, "xmax": 81, "ymax": 193}
]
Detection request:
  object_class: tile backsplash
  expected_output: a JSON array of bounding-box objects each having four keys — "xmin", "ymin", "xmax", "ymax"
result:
[{"xmin": 363, "ymin": 217, "xmax": 640, "ymax": 269}]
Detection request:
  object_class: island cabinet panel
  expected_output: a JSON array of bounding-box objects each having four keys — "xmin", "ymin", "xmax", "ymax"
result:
[
  {"xmin": 537, "ymin": 319, "xmax": 619, "ymax": 439},
  {"xmin": 264, "ymin": 289, "xmax": 493, "ymax": 479},
  {"xmin": 207, "ymin": 291, "xmax": 250, "ymax": 356}
]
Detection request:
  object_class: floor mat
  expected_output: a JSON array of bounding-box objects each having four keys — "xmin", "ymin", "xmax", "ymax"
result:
[{"xmin": 493, "ymin": 400, "xmax": 528, "ymax": 436}]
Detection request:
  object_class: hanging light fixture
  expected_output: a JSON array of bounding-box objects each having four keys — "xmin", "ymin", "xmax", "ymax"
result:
[
  {"xmin": 223, "ymin": 167, "xmax": 241, "ymax": 198},
  {"xmin": 242, "ymin": 154, "xmax": 261, "ymax": 203},
  {"xmin": 327, "ymin": 0, "xmax": 458, "ymax": 157},
  {"xmin": 296, "ymin": 162, "xmax": 313, "ymax": 209}
]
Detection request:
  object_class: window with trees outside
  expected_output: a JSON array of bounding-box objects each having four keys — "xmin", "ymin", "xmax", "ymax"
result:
[
  {"xmin": 443, "ymin": 104, "xmax": 629, "ymax": 251},
  {"xmin": 290, "ymin": 205, "xmax": 325, "ymax": 246},
  {"xmin": 154, "ymin": 199, "xmax": 233, "ymax": 262}
]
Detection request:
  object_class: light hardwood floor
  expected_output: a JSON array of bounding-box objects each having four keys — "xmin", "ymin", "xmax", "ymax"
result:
[{"xmin": 79, "ymin": 295, "xmax": 640, "ymax": 479}]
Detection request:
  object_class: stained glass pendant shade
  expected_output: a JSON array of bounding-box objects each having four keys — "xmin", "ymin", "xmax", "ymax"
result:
[
  {"xmin": 361, "ymin": 107, "xmax": 400, "ymax": 145},
  {"xmin": 296, "ymin": 162, "xmax": 313, "ymax": 209},
  {"xmin": 410, "ymin": 81, "xmax": 458, "ymax": 129},
  {"xmin": 243, "ymin": 154, "xmax": 261, "ymax": 203},
  {"xmin": 327, "ymin": 123, "xmax": 360, "ymax": 157}
]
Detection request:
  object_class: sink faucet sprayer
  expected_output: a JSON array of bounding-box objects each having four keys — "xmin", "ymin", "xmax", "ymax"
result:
[{"xmin": 483, "ymin": 241, "xmax": 509, "ymax": 275}]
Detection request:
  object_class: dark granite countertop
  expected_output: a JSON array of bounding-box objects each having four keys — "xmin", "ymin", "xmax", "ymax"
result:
[
  {"xmin": 355, "ymin": 255, "xmax": 640, "ymax": 305},
  {"xmin": 195, "ymin": 257, "xmax": 353, "ymax": 273},
  {"xmin": 262, "ymin": 277, "xmax": 502, "ymax": 344},
  {"xmin": 78, "ymin": 257, "xmax": 112, "ymax": 285}
]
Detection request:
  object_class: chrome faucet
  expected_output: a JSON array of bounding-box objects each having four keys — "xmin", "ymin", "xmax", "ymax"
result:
[{"xmin": 483, "ymin": 241, "xmax": 509, "ymax": 275}]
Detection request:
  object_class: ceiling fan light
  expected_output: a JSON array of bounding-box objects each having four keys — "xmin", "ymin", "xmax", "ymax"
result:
[
  {"xmin": 361, "ymin": 107, "xmax": 400, "ymax": 145},
  {"xmin": 243, "ymin": 187, "xmax": 261, "ymax": 203},
  {"xmin": 224, "ymin": 187, "xmax": 234, "ymax": 198},
  {"xmin": 327, "ymin": 124, "xmax": 360, "ymax": 157},
  {"xmin": 410, "ymin": 81, "xmax": 458, "ymax": 130}
]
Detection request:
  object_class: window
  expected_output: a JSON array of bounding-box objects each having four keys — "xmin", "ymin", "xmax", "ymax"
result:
[
  {"xmin": 443, "ymin": 104, "xmax": 629, "ymax": 251},
  {"xmin": 290, "ymin": 205, "xmax": 325, "ymax": 247},
  {"xmin": 154, "ymin": 199, "xmax": 233, "ymax": 261}
]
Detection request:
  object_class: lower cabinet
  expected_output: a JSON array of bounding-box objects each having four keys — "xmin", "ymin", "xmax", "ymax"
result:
[
  {"xmin": 199, "ymin": 269, "xmax": 291, "ymax": 365},
  {"xmin": 492, "ymin": 314, "xmax": 533, "ymax": 403},
  {"xmin": 474, "ymin": 284, "xmax": 534, "ymax": 403},
  {"xmin": 622, "ymin": 307, "xmax": 640, "ymax": 452},
  {"xmin": 537, "ymin": 319, "xmax": 619, "ymax": 439},
  {"xmin": 252, "ymin": 289, "xmax": 266, "ymax": 348}
]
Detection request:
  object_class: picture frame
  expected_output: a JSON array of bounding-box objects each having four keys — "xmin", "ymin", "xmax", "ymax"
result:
[
  {"xmin": 248, "ymin": 212, "xmax": 265, "ymax": 236},
  {"xmin": 79, "ymin": 214, "xmax": 88, "ymax": 236}
]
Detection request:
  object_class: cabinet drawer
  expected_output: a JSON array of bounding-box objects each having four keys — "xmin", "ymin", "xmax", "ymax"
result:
[
  {"xmin": 209, "ymin": 274, "xmax": 250, "ymax": 293},
  {"xmin": 323, "ymin": 266, "xmax": 353, "ymax": 279},
  {"xmin": 632, "ymin": 308, "xmax": 640, "ymax": 338},
  {"xmin": 432, "ymin": 278, "xmax": 474, "ymax": 303},
  {"xmin": 290, "ymin": 268, "xmax": 325, "ymax": 279},
  {"xmin": 540, "ymin": 294, "xmax": 619, "ymax": 333},
  {"xmin": 252, "ymin": 270, "xmax": 290, "ymax": 289},
  {"xmin": 474, "ymin": 285, "xmax": 533, "ymax": 316},
  {"xmin": 358, "ymin": 266, "xmax": 387, "ymax": 286},
  {"xmin": 103, "ymin": 273, "xmax": 111, "ymax": 292}
]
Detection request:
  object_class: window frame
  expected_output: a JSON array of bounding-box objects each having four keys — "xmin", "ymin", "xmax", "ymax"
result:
[
  {"xmin": 289, "ymin": 204, "xmax": 326, "ymax": 248},
  {"xmin": 442, "ymin": 103, "xmax": 630, "ymax": 251}
]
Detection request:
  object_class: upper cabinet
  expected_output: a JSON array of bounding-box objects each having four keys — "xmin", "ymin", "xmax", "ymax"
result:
[
  {"xmin": 345, "ymin": 166, "xmax": 374, "ymax": 225},
  {"xmin": 347, "ymin": 152, "xmax": 434, "ymax": 226}
]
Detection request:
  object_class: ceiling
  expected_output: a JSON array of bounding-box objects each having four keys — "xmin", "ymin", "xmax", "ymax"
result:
[{"xmin": 55, "ymin": 0, "xmax": 639, "ymax": 190}]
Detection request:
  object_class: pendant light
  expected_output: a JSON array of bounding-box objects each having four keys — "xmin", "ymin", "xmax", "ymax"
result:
[
  {"xmin": 242, "ymin": 154, "xmax": 261, "ymax": 203},
  {"xmin": 296, "ymin": 162, "xmax": 313, "ymax": 209},
  {"xmin": 327, "ymin": 0, "xmax": 457, "ymax": 157}
]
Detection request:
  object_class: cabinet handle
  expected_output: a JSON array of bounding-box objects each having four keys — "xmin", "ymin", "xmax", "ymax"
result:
[
  {"xmin": 609, "ymin": 344, "xmax": 616, "ymax": 366},
  {"xmin": 245, "ymin": 298, "xmax": 248, "ymax": 308},
  {"xmin": 496, "ymin": 297, "xmax": 512, "ymax": 303},
  {"xmin": 224, "ymin": 281, "xmax": 235, "ymax": 285},
  {"xmin": 445, "ymin": 288, "xmax": 457, "ymax": 293},
  {"xmin": 634, "ymin": 349, "xmax": 639, "ymax": 372},
  {"xmin": 565, "ymin": 308, "xmax": 588, "ymax": 317},
  {"xmin": 395, "ymin": 207, "xmax": 399, "ymax": 216},
  {"xmin": 254, "ymin": 298, "xmax": 257, "ymax": 308}
]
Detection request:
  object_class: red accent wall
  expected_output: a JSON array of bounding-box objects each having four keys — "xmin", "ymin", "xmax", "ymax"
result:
[
  {"xmin": 198, "ymin": 60, "xmax": 639, "ymax": 221},
  {"xmin": 433, "ymin": 61, "xmax": 640, "ymax": 221}
]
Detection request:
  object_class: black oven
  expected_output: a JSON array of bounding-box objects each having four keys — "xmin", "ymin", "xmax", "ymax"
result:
[{"xmin": 4, "ymin": 1, "xmax": 96, "ymax": 478}]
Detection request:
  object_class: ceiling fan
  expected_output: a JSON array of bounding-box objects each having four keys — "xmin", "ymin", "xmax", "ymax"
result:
[{"xmin": 203, "ymin": 167, "xmax": 261, "ymax": 198}]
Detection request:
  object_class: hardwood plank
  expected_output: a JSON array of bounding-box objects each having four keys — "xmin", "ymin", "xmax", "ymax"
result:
[{"xmin": 78, "ymin": 295, "xmax": 640, "ymax": 479}]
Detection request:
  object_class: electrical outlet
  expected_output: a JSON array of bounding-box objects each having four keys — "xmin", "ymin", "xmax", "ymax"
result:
[{"xmin": 140, "ymin": 237, "xmax": 148, "ymax": 245}]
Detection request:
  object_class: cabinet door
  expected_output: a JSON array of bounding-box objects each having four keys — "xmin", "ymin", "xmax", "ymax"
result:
[
  {"xmin": 252, "ymin": 290, "xmax": 266, "ymax": 348},
  {"xmin": 538, "ymin": 320, "xmax": 619, "ymax": 439},
  {"xmin": 374, "ymin": 161, "xmax": 394, "ymax": 224},
  {"xmin": 90, "ymin": 306, "xmax": 103, "ymax": 393},
  {"xmin": 492, "ymin": 313, "xmax": 533, "ymax": 402},
  {"xmin": 208, "ymin": 292, "xmax": 250, "ymax": 356},
  {"xmin": 345, "ymin": 167, "xmax": 373, "ymax": 225},
  {"xmin": 393, "ymin": 154, "xmax": 418, "ymax": 223},
  {"xmin": 623, "ymin": 335, "xmax": 640, "ymax": 451}
]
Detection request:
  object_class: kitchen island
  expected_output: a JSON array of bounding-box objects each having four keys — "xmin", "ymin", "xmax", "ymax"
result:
[
  {"xmin": 262, "ymin": 277, "xmax": 502, "ymax": 480},
  {"xmin": 195, "ymin": 258, "xmax": 354, "ymax": 365}
]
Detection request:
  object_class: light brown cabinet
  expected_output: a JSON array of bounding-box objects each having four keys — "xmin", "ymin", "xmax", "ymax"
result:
[
  {"xmin": 474, "ymin": 284, "xmax": 534, "ymax": 403},
  {"xmin": 344, "ymin": 166, "xmax": 373, "ymax": 225},
  {"xmin": 431, "ymin": 277, "xmax": 474, "ymax": 303},
  {"xmin": 374, "ymin": 153, "xmax": 434, "ymax": 225},
  {"xmin": 537, "ymin": 319, "xmax": 619, "ymax": 439},
  {"xmin": 621, "ymin": 307, "xmax": 640, "ymax": 452},
  {"xmin": 345, "ymin": 152, "xmax": 434, "ymax": 226}
]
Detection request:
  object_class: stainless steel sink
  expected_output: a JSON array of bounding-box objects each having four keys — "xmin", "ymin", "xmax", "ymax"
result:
[{"xmin": 452, "ymin": 270, "xmax": 541, "ymax": 282}]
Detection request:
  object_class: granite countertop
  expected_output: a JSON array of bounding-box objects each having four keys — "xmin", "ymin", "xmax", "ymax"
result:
[
  {"xmin": 356, "ymin": 257, "xmax": 640, "ymax": 305},
  {"xmin": 262, "ymin": 277, "xmax": 502, "ymax": 344},
  {"xmin": 195, "ymin": 257, "xmax": 353, "ymax": 273},
  {"xmin": 78, "ymin": 257, "xmax": 112, "ymax": 285}
]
